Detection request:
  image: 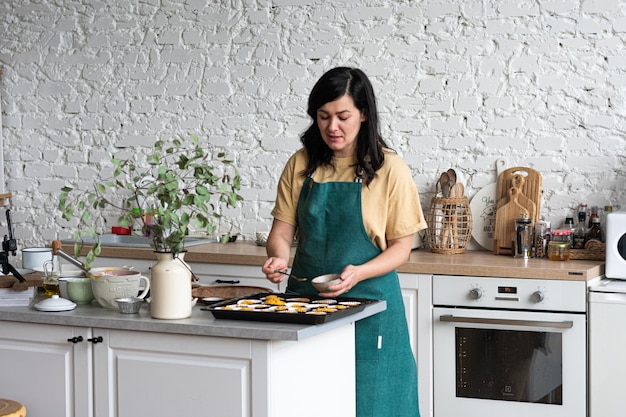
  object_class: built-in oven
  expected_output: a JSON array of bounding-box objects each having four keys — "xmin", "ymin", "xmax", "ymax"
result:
[{"xmin": 433, "ymin": 275, "xmax": 587, "ymax": 417}]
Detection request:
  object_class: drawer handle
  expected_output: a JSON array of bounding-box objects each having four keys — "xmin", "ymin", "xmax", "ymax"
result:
[
  {"xmin": 88, "ymin": 336, "xmax": 103, "ymax": 344},
  {"xmin": 214, "ymin": 279, "xmax": 240, "ymax": 284},
  {"xmin": 67, "ymin": 336, "xmax": 83, "ymax": 344}
]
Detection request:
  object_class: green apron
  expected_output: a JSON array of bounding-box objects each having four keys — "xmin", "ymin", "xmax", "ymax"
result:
[{"xmin": 288, "ymin": 175, "xmax": 420, "ymax": 417}]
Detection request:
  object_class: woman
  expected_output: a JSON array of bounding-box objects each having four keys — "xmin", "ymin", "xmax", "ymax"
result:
[{"xmin": 262, "ymin": 67, "xmax": 426, "ymax": 417}]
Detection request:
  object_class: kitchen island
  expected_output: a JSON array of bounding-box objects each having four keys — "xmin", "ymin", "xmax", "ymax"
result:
[
  {"xmin": 0, "ymin": 294, "xmax": 385, "ymax": 417},
  {"xmin": 55, "ymin": 240, "xmax": 605, "ymax": 417}
]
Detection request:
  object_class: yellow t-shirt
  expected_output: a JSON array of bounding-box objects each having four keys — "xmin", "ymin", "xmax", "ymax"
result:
[{"xmin": 271, "ymin": 148, "xmax": 427, "ymax": 251}]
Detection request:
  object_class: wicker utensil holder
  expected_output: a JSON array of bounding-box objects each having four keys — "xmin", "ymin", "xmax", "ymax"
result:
[{"xmin": 425, "ymin": 196, "xmax": 473, "ymax": 254}]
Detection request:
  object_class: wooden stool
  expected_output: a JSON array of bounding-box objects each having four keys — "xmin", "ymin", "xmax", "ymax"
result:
[{"xmin": 0, "ymin": 399, "xmax": 26, "ymax": 417}]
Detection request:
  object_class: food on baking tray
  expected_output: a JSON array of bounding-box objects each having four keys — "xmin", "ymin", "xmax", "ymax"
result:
[
  {"xmin": 286, "ymin": 297, "xmax": 310, "ymax": 303},
  {"xmin": 313, "ymin": 306, "xmax": 336, "ymax": 313},
  {"xmin": 237, "ymin": 299, "xmax": 262, "ymax": 305},
  {"xmin": 263, "ymin": 295, "xmax": 286, "ymax": 306},
  {"xmin": 212, "ymin": 297, "xmax": 358, "ymax": 314},
  {"xmin": 312, "ymin": 299, "xmax": 337, "ymax": 304},
  {"xmin": 340, "ymin": 301, "xmax": 361, "ymax": 306},
  {"xmin": 205, "ymin": 293, "xmax": 373, "ymax": 324}
]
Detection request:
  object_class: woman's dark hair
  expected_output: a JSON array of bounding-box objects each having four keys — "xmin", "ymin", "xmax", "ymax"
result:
[{"xmin": 301, "ymin": 67, "xmax": 389, "ymax": 185}]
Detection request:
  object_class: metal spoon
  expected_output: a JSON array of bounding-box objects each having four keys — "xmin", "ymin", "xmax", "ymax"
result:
[{"xmin": 274, "ymin": 269, "xmax": 307, "ymax": 282}]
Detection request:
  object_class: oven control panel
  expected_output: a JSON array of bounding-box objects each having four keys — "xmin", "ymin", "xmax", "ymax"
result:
[{"xmin": 433, "ymin": 275, "xmax": 587, "ymax": 312}]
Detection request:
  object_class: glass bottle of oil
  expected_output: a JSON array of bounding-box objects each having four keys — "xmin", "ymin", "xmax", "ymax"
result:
[
  {"xmin": 587, "ymin": 217, "xmax": 605, "ymax": 244},
  {"xmin": 572, "ymin": 212, "xmax": 588, "ymax": 249}
]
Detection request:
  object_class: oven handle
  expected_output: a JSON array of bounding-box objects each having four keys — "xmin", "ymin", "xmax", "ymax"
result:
[{"xmin": 439, "ymin": 314, "xmax": 574, "ymax": 329}]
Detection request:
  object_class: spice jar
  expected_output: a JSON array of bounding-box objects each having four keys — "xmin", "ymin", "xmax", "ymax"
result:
[
  {"xmin": 534, "ymin": 221, "xmax": 551, "ymax": 258},
  {"xmin": 548, "ymin": 241, "xmax": 570, "ymax": 261}
]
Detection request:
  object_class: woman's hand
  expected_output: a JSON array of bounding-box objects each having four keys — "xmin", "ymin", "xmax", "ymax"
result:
[
  {"xmin": 261, "ymin": 219, "xmax": 296, "ymax": 284},
  {"xmin": 318, "ymin": 264, "xmax": 362, "ymax": 297},
  {"xmin": 262, "ymin": 257, "xmax": 290, "ymax": 284},
  {"xmin": 317, "ymin": 234, "xmax": 415, "ymax": 297}
]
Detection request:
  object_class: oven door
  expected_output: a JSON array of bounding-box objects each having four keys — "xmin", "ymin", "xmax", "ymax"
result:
[{"xmin": 433, "ymin": 307, "xmax": 586, "ymax": 417}]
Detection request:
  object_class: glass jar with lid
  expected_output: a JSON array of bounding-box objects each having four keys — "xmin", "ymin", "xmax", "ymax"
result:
[
  {"xmin": 548, "ymin": 241, "xmax": 570, "ymax": 261},
  {"xmin": 552, "ymin": 228, "xmax": 573, "ymax": 247}
]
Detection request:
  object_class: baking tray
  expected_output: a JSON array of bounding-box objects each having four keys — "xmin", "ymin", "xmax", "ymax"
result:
[{"xmin": 202, "ymin": 292, "xmax": 376, "ymax": 325}]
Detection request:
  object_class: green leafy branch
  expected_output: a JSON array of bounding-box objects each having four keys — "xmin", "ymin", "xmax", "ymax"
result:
[{"xmin": 58, "ymin": 134, "xmax": 242, "ymax": 268}]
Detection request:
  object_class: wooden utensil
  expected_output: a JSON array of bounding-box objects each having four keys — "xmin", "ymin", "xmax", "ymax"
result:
[
  {"xmin": 438, "ymin": 172, "xmax": 450, "ymax": 197},
  {"xmin": 449, "ymin": 183, "xmax": 461, "ymax": 248},
  {"xmin": 446, "ymin": 168, "xmax": 457, "ymax": 198},
  {"xmin": 437, "ymin": 172, "xmax": 451, "ymax": 246}
]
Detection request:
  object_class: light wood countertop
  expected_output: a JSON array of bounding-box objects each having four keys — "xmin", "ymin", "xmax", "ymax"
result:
[{"xmin": 65, "ymin": 240, "xmax": 605, "ymax": 282}]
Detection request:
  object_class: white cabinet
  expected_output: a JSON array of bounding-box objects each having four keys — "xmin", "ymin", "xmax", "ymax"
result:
[
  {"xmin": 0, "ymin": 321, "xmax": 94, "ymax": 417},
  {"xmin": 399, "ymin": 273, "xmax": 433, "ymax": 417},
  {"xmin": 0, "ymin": 320, "xmax": 356, "ymax": 417}
]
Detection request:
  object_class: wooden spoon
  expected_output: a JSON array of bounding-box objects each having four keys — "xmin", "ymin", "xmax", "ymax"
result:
[
  {"xmin": 449, "ymin": 182, "xmax": 464, "ymax": 248},
  {"xmin": 437, "ymin": 172, "xmax": 451, "ymax": 246},
  {"xmin": 451, "ymin": 182, "xmax": 464, "ymax": 198},
  {"xmin": 446, "ymin": 168, "xmax": 457, "ymax": 197},
  {"xmin": 438, "ymin": 172, "xmax": 450, "ymax": 197}
]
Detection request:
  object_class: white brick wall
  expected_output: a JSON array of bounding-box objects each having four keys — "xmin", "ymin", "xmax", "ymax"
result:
[{"xmin": 0, "ymin": 0, "xmax": 625, "ymax": 253}]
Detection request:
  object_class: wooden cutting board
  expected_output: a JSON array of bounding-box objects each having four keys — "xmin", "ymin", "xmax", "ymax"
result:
[
  {"xmin": 500, "ymin": 174, "xmax": 537, "ymax": 223},
  {"xmin": 494, "ymin": 167, "xmax": 542, "ymax": 255},
  {"xmin": 496, "ymin": 167, "xmax": 542, "ymax": 218},
  {"xmin": 0, "ymin": 273, "xmax": 42, "ymax": 289},
  {"xmin": 192, "ymin": 285, "xmax": 273, "ymax": 301},
  {"xmin": 494, "ymin": 186, "xmax": 530, "ymax": 255}
]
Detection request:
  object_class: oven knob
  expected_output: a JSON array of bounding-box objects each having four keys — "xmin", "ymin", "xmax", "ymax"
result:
[
  {"xmin": 469, "ymin": 288, "xmax": 483, "ymax": 300},
  {"xmin": 531, "ymin": 291, "xmax": 545, "ymax": 303}
]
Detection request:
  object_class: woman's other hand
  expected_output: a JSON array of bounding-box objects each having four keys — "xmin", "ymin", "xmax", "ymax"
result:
[
  {"xmin": 317, "ymin": 234, "xmax": 414, "ymax": 297},
  {"xmin": 261, "ymin": 219, "xmax": 296, "ymax": 283},
  {"xmin": 262, "ymin": 257, "xmax": 290, "ymax": 284}
]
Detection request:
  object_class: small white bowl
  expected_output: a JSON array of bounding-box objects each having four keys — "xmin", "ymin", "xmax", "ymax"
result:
[{"xmin": 311, "ymin": 274, "xmax": 342, "ymax": 293}]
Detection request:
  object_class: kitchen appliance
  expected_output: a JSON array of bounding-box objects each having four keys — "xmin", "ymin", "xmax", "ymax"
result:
[
  {"xmin": 605, "ymin": 211, "xmax": 626, "ymax": 279},
  {"xmin": 588, "ymin": 278, "xmax": 626, "ymax": 417},
  {"xmin": 433, "ymin": 275, "xmax": 587, "ymax": 417}
]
